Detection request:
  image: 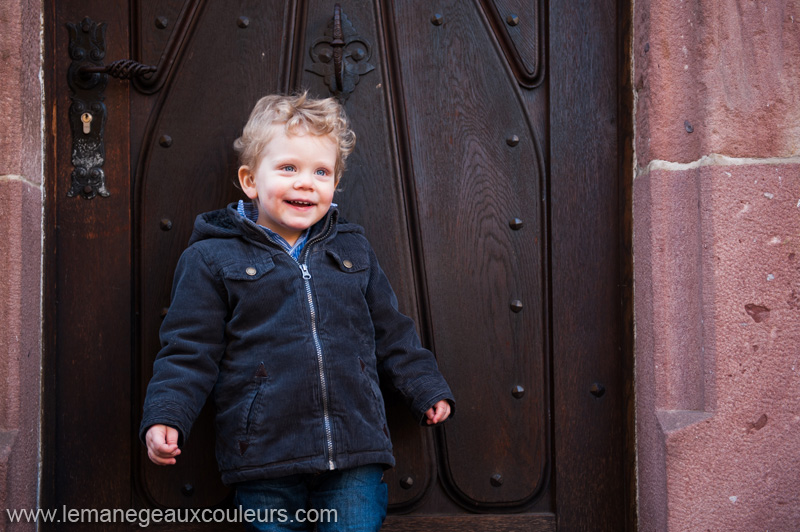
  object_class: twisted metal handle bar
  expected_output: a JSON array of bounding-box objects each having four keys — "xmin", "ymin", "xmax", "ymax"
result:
[{"xmin": 79, "ymin": 59, "xmax": 156, "ymax": 80}]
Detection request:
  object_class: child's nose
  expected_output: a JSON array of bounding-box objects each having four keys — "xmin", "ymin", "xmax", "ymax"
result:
[{"xmin": 294, "ymin": 171, "xmax": 314, "ymax": 188}]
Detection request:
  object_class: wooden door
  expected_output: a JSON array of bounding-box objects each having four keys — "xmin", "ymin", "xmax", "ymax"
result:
[{"xmin": 44, "ymin": 1, "xmax": 631, "ymax": 530}]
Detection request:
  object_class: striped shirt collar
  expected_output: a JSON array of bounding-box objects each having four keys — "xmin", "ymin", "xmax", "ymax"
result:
[{"xmin": 237, "ymin": 200, "xmax": 309, "ymax": 260}]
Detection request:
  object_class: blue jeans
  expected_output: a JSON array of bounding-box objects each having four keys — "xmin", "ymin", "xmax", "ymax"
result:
[{"xmin": 234, "ymin": 464, "xmax": 388, "ymax": 531}]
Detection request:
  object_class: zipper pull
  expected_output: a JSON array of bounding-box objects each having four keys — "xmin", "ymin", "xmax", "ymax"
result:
[{"xmin": 300, "ymin": 264, "xmax": 312, "ymax": 280}]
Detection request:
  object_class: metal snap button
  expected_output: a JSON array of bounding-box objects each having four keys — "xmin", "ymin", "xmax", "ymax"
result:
[
  {"xmin": 246, "ymin": 267, "xmax": 257, "ymax": 276},
  {"xmin": 343, "ymin": 260, "xmax": 353, "ymax": 269}
]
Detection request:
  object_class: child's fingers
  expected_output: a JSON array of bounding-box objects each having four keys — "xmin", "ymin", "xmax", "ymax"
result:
[
  {"xmin": 425, "ymin": 407, "xmax": 435, "ymax": 424},
  {"xmin": 148, "ymin": 448, "xmax": 178, "ymax": 465},
  {"xmin": 425, "ymin": 400, "xmax": 451, "ymax": 425},
  {"xmin": 164, "ymin": 426, "xmax": 180, "ymax": 447},
  {"xmin": 148, "ymin": 442, "xmax": 181, "ymax": 464},
  {"xmin": 145, "ymin": 425, "xmax": 181, "ymax": 465},
  {"xmin": 434, "ymin": 401, "xmax": 451, "ymax": 423}
]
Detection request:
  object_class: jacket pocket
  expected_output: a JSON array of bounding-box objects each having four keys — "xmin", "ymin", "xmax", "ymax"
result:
[
  {"xmin": 238, "ymin": 362, "xmax": 270, "ymax": 456},
  {"xmin": 358, "ymin": 357, "xmax": 386, "ymax": 425},
  {"xmin": 221, "ymin": 256, "xmax": 275, "ymax": 281},
  {"xmin": 325, "ymin": 249, "xmax": 370, "ymax": 299},
  {"xmin": 325, "ymin": 249, "xmax": 368, "ymax": 273}
]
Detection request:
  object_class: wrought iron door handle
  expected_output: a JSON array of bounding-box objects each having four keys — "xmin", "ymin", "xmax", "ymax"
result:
[
  {"xmin": 66, "ymin": 17, "xmax": 157, "ymax": 199},
  {"xmin": 79, "ymin": 59, "xmax": 156, "ymax": 80}
]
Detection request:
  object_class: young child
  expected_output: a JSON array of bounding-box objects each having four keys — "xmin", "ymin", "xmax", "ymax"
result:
[{"xmin": 140, "ymin": 93, "xmax": 454, "ymax": 531}]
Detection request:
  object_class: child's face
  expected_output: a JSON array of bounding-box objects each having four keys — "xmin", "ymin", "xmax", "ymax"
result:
[{"xmin": 238, "ymin": 127, "xmax": 338, "ymax": 246}]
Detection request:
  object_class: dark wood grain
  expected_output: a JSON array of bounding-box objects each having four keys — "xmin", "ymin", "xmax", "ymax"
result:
[
  {"xmin": 50, "ymin": 0, "xmax": 134, "ymax": 523},
  {"xmin": 135, "ymin": 0, "xmax": 186, "ymax": 68},
  {"xmin": 390, "ymin": 0, "xmax": 547, "ymax": 508},
  {"xmin": 382, "ymin": 513, "xmax": 556, "ymax": 531},
  {"xmin": 549, "ymin": 0, "xmax": 630, "ymax": 529},
  {"xmin": 618, "ymin": 0, "xmax": 637, "ymax": 526},
  {"xmin": 44, "ymin": 0, "xmax": 631, "ymax": 528}
]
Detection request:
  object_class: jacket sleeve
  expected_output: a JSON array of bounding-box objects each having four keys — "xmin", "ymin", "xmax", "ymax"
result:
[
  {"xmin": 139, "ymin": 245, "xmax": 229, "ymax": 444},
  {"xmin": 364, "ymin": 243, "xmax": 455, "ymax": 425}
]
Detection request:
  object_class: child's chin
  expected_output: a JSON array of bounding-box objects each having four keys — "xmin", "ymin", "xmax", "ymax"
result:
[{"xmin": 289, "ymin": 214, "xmax": 324, "ymax": 228}]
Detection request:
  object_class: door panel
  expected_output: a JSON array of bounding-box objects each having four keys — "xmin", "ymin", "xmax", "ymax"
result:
[
  {"xmin": 46, "ymin": 0, "xmax": 629, "ymax": 529},
  {"xmin": 388, "ymin": 0, "xmax": 547, "ymax": 507}
]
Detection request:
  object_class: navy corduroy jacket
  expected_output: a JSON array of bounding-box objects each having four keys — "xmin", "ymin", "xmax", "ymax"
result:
[{"xmin": 139, "ymin": 203, "xmax": 454, "ymax": 485}]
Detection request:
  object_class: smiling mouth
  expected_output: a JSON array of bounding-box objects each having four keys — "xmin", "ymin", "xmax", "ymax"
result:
[{"xmin": 286, "ymin": 200, "xmax": 315, "ymax": 207}]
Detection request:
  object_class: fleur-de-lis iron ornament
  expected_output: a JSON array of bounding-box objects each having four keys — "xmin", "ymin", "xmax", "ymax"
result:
[{"xmin": 306, "ymin": 4, "xmax": 375, "ymax": 101}]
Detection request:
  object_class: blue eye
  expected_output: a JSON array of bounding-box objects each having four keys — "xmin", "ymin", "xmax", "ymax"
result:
[
  {"xmin": 315, "ymin": 169, "xmax": 329, "ymax": 176},
  {"xmin": 282, "ymin": 165, "xmax": 296, "ymax": 172}
]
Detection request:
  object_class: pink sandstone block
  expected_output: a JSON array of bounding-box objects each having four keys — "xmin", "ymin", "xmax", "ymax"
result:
[
  {"xmin": 635, "ymin": 168, "xmax": 710, "ymax": 412},
  {"xmin": 0, "ymin": 0, "xmax": 43, "ymax": 182},
  {"xmin": 635, "ymin": 162, "xmax": 800, "ymax": 530},
  {"xmin": 634, "ymin": 0, "xmax": 800, "ymax": 164},
  {"xmin": 0, "ymin": 178, "xmax": 42, "ymax": 531}
]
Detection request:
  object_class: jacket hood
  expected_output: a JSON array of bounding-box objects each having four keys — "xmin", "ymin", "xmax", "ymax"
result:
[
  {"xmin": 187, "ymin": 206, "xmax": 241, "ymax": 245},
  {"xmin": 187, "ymin": 202, "xmax": 361, "ymax": 247}
]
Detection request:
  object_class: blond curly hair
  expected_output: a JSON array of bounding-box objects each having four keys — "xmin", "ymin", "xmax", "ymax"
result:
[{"xmin": 234, "ymin": 92, "xmax": 356, "ymax": 183}]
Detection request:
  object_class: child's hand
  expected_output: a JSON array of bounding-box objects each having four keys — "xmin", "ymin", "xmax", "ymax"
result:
[
  {"xmin": 425, "ymin": 400, "xmax": 451, "ymax": 425},
  {"xmin": 145, "ymin": 424, "xmax": 181, "ymax": 465}
]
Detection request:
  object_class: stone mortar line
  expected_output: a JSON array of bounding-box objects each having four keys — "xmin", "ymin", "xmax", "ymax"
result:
[
  {"xmin": 636, "ymin": 154, "xmax": 800, "ymax": 178},
  {"xmin": 0, "ymin": 173, "xmax": 43, "ymax": 189}
]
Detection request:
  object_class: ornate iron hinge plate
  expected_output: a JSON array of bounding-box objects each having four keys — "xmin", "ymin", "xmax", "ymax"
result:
[{"xmin": 306, "ymin": 4, "xmax": 375, "ymax": 101}]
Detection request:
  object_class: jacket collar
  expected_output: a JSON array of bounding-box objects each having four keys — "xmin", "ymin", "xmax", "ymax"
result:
[{"xmin": 225, "ymin": 202, "xmax": 339, "ymax": 248}]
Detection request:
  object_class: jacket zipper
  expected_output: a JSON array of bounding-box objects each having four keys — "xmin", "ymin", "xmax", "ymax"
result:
[
  {"xmin": 245, "ymin": 214, "xmax": 337, "ymax": 470},
  {"xmin": 298, "ymin": 219, "xmax": 337, "ymax": 470},
  {"xmin": 299, "ymin": 262, "xmax": 335, "ymax": 470}
]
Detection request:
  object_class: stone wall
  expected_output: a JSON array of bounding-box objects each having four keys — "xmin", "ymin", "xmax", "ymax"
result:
[
  {"xmin": 0, "ymin": 0, "xmax": 43, "ymax": 530},
  {"xmin": 634, "ymin": 0, "xmax": 800, "ymax": 529}
]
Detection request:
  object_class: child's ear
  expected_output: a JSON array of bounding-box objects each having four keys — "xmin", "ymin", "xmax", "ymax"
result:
[{"xmin": 238, "ymin": 166, "xmax": 258, "ymax": 199}]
